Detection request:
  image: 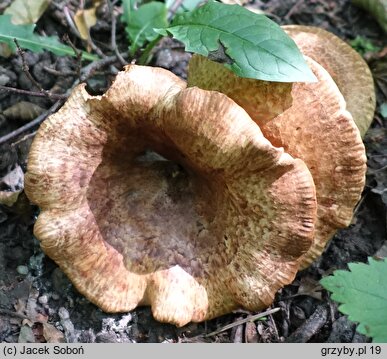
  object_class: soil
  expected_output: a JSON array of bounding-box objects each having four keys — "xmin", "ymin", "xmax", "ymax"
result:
[{"xmin": 0, "ymin": 0, "xmax": 386, "ymax": 343}]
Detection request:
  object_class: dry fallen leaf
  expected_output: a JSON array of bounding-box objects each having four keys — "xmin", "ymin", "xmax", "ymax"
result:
[
  {"xmin": 4, "ymin": 0, "xmax": 51, "ymax": 25},
  {"xmin": 0, "ymin": 43, "xmax": 12, "ymax": 58},
  {"xmin": 3, "ymin": 101, "xmax": 45, "ymax": 122},
  {"xmin": 42, "ymin": 323, "xmax": 65, "ymax": 343},
  {"xmin": 73, "ymin": 2, "xmax": 101, "ymax": 40},
  {"xmin": 296, "ymin": 276, "xmax": 323, "ymax": 300}
]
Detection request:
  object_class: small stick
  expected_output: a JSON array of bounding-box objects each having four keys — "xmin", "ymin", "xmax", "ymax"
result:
[
  {"xmin": 284, "ymin": 0, "xmax": 303, "ymax": 21},
  {"xmin": 0, "ymin": 100, "xmax": 63, "ymax": 146},
  {"xmin": 268, "ymin": 312, "xmax": 280, "ymax": 342},
  {"xmin": 43, "ymin": 66, "xmax": 77, "ymax": 77},
  {"xmin": 63, "ymin": 6, "xmax": 82, "ymax": 39},
  {"xmin": 63, "ymin": 34, "xmax": 82, "ymax": 80},
  {"xmin": 0, "ymin": 309, "xmax": 29, "ymax": 320},
  {"xmin": 13, "ymin": 39, "xmax": 48, "ymax": 96},
  {"xmin": 10, "ymin": 131, "xmax": 37, "ymax": 147},
  {"xmin": 0, "ymin": 85, "xmax": 67, "ymax": 100},
  {"xmin": 168, "ymin": 0, "xmax": 185, "ymax": 20},
  {"xmin": 107, "ymin": 0, "xmax": 127, "ymax": 66},
  {"xmin": 80, "ymin": 53, "xmax": 127, "ymax": 82},
  {"xmin": 205, "ymin": 308, "xmax": 281, "ymax": 337},
  {"xmin": 64, "ymin": 5, "xmax": 107, "ymax": 60}
]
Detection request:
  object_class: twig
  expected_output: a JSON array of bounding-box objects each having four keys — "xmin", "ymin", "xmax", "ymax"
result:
[
  {"xmin": 43, "ymin": 66, "xmax": 77, "ymax": 77},
  {"xmin": 0, "ymin": 85, "xmax": 67, "ymax": 100},
  {"xmin": 63, "ymin": 34, "xmax": 82, "ymax": 80},
  {"xmin": 268, "ymin": 313, "xmax": 280, "ymax": 342},
  {"xmin": 0, "ymin": 100, "xmax": 64, "ymax": 146},
  {"xmin": 13, "ymin": 39, "xmax": 48, "ymax": 96},
  {"xmin": 0, "ymin": 309, "xmax": 29, "ymax": 320},
  {"xmin": 284, "ymin": 0, "xmax": 304, "ymax": 21},
  {"xmin": 285, "ymin": 304, "xmax": 328, "ymax": 343},
  {"xmin": 204, "ymin": 308, "xmax": 281, "ymax": 338},
  {"xmin": 63, "ymin": 6, "xmax": 82, "ymax": 39},
  {"xmin": 63, "ymin": 5, "xmax": 106, "ymax": 59},
  {"xmin": 80, "ymin": 53, "xmax": 128, "ymax": 82},
  {"xmin": 107, "ymin": 0, "xmax": 127, "ymax": 66},
  {"xmin": 168, "ymin": 0, "xmax": 185, "ymax": 21},
  {"xmin": 10, "ymin": 131, "xmax": 37, "ymax": 148}
]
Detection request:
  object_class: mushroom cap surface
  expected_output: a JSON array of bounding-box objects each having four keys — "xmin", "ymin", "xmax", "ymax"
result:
[
  {"xmin": 188, "ymin": 54, "xmax": 293, "ymax": 123},
  {"xmin": 187, "ymin": 56, "xmax": 366, "ymax": 268},
  {"xmin": 25, "ymin": 65, "xmax": 317, "ymax": 326},
  {"xmin": 283, "ymin": 25, "xmax": 376, "ymax": 138}
]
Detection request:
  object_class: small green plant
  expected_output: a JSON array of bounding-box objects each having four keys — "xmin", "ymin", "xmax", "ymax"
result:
[
  {"xmin": 0, "ymin": 0, "xmax": 316, "ymax": 83},
  {"xmin": 122, "ymin": 0, "xmax": 316, "ymax": 82},
  {"xmin": 320, "ymin": 257, "xmax": 387, "ymax": 343},
  {"xmin": 350, "ymin": 36, "xmax": 381, "ymax": 56},
  {"xmin": 155, "ymin": 1, "xmax": 315, "ymax": 82},
  {"xmin": 0, "ymin": 14, "xmax": 98, "ymax": 61}
]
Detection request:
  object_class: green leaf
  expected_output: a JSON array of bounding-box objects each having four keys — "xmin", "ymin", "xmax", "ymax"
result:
[
  {"xmin": 321, "ymin": 257, "xmax": 387, "ymax": 343},
  {"xmin": 123, "ymin": 2, "xmax": 168, "ymax": 55},
  {"xmin": 0, "ymin": 15, "xmax": 98, "ymax": 61},
  {"xmin": 350, "ymin": 36, "xmax": 381, "ymax": 56},
  {"xmin": 156, "ymin": 0, "xmax": 317, "ymax": 82},
  {"xmin": 121, "ymin": 0, "xmax": 137, "ymax": 25}
]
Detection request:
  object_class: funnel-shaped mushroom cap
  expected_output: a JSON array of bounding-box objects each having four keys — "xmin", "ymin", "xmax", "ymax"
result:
[
  {"xmin": 25, "ymin": 65, "xmax": 317, "ymax": 326},
  {"xmin": 187, "ymin": 56, "xmax": 366, "ymax": 269},
  {"xmin": 282, "ymin": 25, "xmax": 376, "ymax": 138},
  {"xmin": 188, "ymin": 54, "xmax": 293, "ymax": 122}
]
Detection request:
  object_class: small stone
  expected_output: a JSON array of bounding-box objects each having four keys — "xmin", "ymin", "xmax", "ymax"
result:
[
  {"xmin": 0, "ymin": 74, "xmax": 10, "ymax": 86},
  {"xmin": 51, "ymin": 293, "xmax": 60, "ymax": 300},
  {"xmin": 38, "ymin": 294, "xmax": 49, "ymax": 305},
  {"xmin": 58, "ymin": 307, "xmax": 70, "ymax": 321},
  {"xmin": 16, "ymin": 265, "xmax": 28, "ymax": 275}
]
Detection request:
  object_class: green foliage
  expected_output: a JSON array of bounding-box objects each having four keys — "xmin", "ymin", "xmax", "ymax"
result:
[
  {"xmin": 156, "ymin": 0, "xmax": 317, "ymax": 82},
  {"xmin": 122, "ymin": 1, "xmax": 168, "ymax": 56},
  {"xmin": 0, "ymin": 14, "xmax": 98, "ymax": 61},
  {"xmin": 350, "ymin": 36, "xmax": 381, "ymax": 56},
  {"xmin": 320, "ymin": 257, "xmax": 387, "ymax": 343}
]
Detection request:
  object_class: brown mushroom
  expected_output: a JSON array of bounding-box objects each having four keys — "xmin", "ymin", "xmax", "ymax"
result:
[
  {"xmin": 282, "ymin": 25, "xmax": 376, "ymax": 138},
  {"xmin": 25, "ymin": 65, "xmax": 317, "ymax": 326},
  {"xmin": 188, "ymin": 55, "xmax": 367, "ymax": 268}
]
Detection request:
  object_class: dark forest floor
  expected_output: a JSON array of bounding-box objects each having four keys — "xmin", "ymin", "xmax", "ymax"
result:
[{"xmin": 0, "ymin": 0, "xmax": 386, "ymax": 343}]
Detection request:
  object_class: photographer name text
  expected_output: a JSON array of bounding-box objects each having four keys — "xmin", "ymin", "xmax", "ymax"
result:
[{"xmin": 3, "ymin": 345, "xmax": 84, "ymax": 356}]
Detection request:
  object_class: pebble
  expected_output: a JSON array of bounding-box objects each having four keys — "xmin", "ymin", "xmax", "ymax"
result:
[
  {"xmin": 38, "ymin": 294, "xmax": 49, "ymax": 305},
  {"xmin": 16, "ymin": 265, "xmax": 28, "ymax": 275},
  {"xmin": 0, "ymin": 74, "xmax": 10, "ymax": 86}
]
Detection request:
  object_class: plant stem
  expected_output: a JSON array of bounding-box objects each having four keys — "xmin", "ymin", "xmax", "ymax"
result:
[{"xmin": 137, "ymin": 35, "xmax": 162, "ymax": 65}]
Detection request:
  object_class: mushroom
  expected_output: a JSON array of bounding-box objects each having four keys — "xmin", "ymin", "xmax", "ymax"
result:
[
  {"xmin": 188, "ymin": 55, "xmax": 367, "ymax": 268},
  {"xmin": 282, "ymin": 25, "xmax": 376, "ymax": 138},
  {"xmin": 24, "ymin": 65, "xmax": 317, "ymax": 326}
]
